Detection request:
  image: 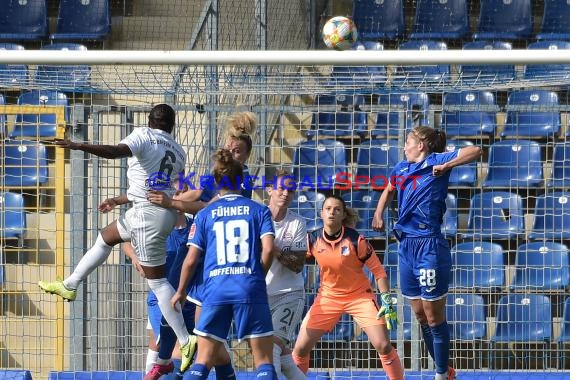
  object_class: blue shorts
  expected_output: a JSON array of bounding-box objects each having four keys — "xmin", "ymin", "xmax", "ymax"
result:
[
  {"xmin": 187, "ymin": 282, "xmax": 204, "ymax": 306},
  {"xmin": 194, "ymin": 303, "xmax": 274, "ymax": 343},
  {"xmin": 147, "ymin": 292, "xmax": 196, "ymax": 339},
  {"xmin": 398, "ymin": 236, "xmax": 451, "ymax": 301}
]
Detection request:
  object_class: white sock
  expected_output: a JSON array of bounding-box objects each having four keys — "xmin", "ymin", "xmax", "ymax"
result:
[
  {"xmin": 273, "ymin": 344, "xmax": 283, "ymax": 379},
  {"xmin": 64, "ymin": 234, "xmax": 113, "ymax": 289},
  {"xmin": 435, "ymin": 373, "xmax": 448, "ymax": 380},
  {"xmin": 145, "ymin": 349, "xmax": 158, "ymax": 372},
  {"xmin": 281, "ymin": 353, "xmax": 307, "ymax": 380},
  {"xmin": 147, "ymin": 278, "xmax": 190, "ymax": 346}
]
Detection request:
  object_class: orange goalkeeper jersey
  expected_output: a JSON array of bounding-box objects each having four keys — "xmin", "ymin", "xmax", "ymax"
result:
[{"xmin": 307, "ymin": 226, "xmax": 387, "ymax": 298}]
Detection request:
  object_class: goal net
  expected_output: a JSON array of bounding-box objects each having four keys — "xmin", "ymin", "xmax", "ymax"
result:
[{"xmin": 1, "ymin": 1, "xmax": 570, "ymax": 380}]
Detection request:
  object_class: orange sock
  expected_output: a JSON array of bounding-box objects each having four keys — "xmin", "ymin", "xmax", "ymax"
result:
[
  {"xmin": 292, "ymin": 353, "xmax": 310, "ymax": 374},
  {"xmin": 379, "ymin": 348, "xmax": 404, "ymax": 380}
]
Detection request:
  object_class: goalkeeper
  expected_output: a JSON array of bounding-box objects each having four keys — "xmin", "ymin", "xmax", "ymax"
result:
[{"xmin": 292, "ymin": 194, "xmax": 403, "ymax": 380}]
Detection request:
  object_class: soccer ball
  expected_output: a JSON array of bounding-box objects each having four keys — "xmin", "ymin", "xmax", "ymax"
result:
[{"xmin": 322, "ymin": 16, "xmax": 358, "ymax": 51}]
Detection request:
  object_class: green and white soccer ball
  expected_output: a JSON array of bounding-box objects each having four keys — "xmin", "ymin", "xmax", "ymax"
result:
[{"xmin": 322, "ymin": 16, "xmax": 358, "ymax": 51}]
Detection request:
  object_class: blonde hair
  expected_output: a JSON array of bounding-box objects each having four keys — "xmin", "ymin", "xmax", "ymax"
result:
[
  {"xmin": 410, "ymin": 126, "xmax": 447, "ymax": 154},
  {"xmin": 223, "ymin": 112, "xmax": 257, "ymax": 154}
]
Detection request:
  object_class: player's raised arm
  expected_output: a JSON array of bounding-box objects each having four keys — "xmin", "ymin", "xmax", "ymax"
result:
[
  {"xmin": 52, "ymin": 139, "xmax": 132, "ymax": 159},
  {"xmin": 433, "ymin": 145, "xmax": 482, "ymax": 176}
]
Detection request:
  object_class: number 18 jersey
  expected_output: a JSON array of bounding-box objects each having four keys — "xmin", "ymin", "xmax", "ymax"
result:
[{"xmin": 188, "ymin": 194, "xmax": 275, "ymax": 306}]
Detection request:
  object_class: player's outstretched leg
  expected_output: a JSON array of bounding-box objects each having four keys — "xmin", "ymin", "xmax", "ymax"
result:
[{"xmin": 38, "ymin": 279, "xmax": 77, "ymax": 302}]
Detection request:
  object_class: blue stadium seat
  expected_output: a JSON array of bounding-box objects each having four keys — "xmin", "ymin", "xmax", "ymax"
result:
[
  {"xmin": 352, "ymin": 0, "xmax": 404, "ymax": 41},
  {"xmin": 482, "ymin": 140, "xmax": 543, "ymax": 188},
  {"xmin": 442, "ymin": 193, "xmax": 458, "ymax": 238},
  {"xmin": 537, "ymin": 0, "xmax": 570, "ymax": 40},
  {"xmin": 372, "ymin": 92, "xmax": 430, "ymax": 138},
  {"xmin": 558, "ymin": 298, "xmax": 570, "ymax": 366},
  {"xmin": 10, "ymin": 90, "xmax": 69, "ymax": 138},
  {"xmin": 547, "ymin": 143, "xmax": 570, "ymax": 189},
  {"xmin": 464, "ymin": 191, "xmax": 525, "ymax": 240},
  {"xmin": 36, "ymin": 43, "xmax": 91, "ymax": 90},
  {"xmin": 50, "ymin": 0, "xmax": 111, "ymax": 41},
  {"xmin": 342, "ymin": 190, "xmax": 386, "ymax": 238},
  {"xmin": 2, "ymin": 140, "xmax": 49, "ymax": 186},
  {"xmin": 490, "ymin": 294, "xmax": 552, "ymax": 369},
  {"xmin": 445, "ymin": 140, "xmax": 477, "ymax": 187},
  {"xmin": 524, "ymin": 41, "xmax": 570, "ymax": 81},
  {"xmin": 473, "ymin": 0, "xmax": 532, "ymax": 41},
  {"xmin": 384, "ymin": 243, "xmax": 399, "ymax": 289},
  {"xmin": 293, "ymin": 139, "xmax": 347, "ymax": 189},
  {"xmin": 446, "ymin": 293, "xmax": 486, "ymax": 340},
  {"xmin": 440, "ymin": 91, "xmax": 498, "ymax": 138},
  {"xmin": 290, "ymin": 191, "xmax": 325, "ymax": 232},
  {"xmin": 529, "ymin": 192, "xmax": 570, "ymax": 240},
  {"xmin": 0, "ymin": 0, "xmax": 48, "ymax": 41},
  {"xmin": 459, "ymin": 42, "xmax": 516, "ymax": 85},
  {"xmin": 510, "ymin": 241, "xmax": 570, "ymax": 291},
  {"xmin": 451, "ymin": 241, "xmax": 505, "ymax": 290},
  {"xmin": 410, "ymin": 0, "xmax": 469, "ymax": 40},
  {"xmin": 321, "ymin": 313, "xmax": 354, "ymax": 342},
  {"xmin": 0, "ymin": 192, "xmax": 26, "ymax": 241},
  {"xmin": 306, "ymin": 94, "xmax": 368, "ymax": 139},
  {"xmin": 355, "ymin": 139, "xmax": 400, "ymax": 188},
  {"xmin": 330, "ymin": 42, "xmax": 386, "ymax": 87},
  {"xmin": 501, "ymin": 90, "xmax": 561, "ymax": 139},
  {"xmin": 0, "ymin": 371, "xmax": 32, "ymax": 380},
  {"xmin": 393, "ymin": 41, "xmax": 450, "ymax": 86},
  {"xmin": 0, "ymin": 43, "xmax": 28, "ymax": 87}
]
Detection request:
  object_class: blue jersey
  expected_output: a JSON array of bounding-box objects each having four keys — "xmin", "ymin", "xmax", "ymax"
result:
[
  {"xmin": 188, "ymin": 194, "xmax": 274, "ymax": 306},
  {"xmin": 390, "ymin": 150, "xmax": 459, "ymax": 238},
  {"xmin": 200, "ymin": 164, "xmax": 253, "ymax": 202}
]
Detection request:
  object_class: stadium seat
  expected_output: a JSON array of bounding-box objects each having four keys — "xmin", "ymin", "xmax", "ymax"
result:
[
  {"xmin": 0, "ymin": 192, "xmax": 26, "ymax": 241},
  {"xmin": 451, "ymin": 241, "xmax": 505, "ymax": 290},
  {"xmin": 524, "ymin": 41, "xmax": 570, "ymax": 81},
  {"xmin": 321, "ymin": 313, "xmax": 354, "ymax": 342},
  {"xmin": 341, "ymin": 190, "xmax": 387, "ymax": 238},
  {"xmin": 473, "ymin": 0, "xmax": 532, "ymax": 41},
  {"xmin": 482, "ymin": 140, "xmax": 543, "ymax": 188},
  {"xmin": 510, "ymin": 241, "xmax": 570, "ymax": 291},
  {"xmin": 306, "ymin": 94, "xmax": 368, "ymax": 139},
  {"xmin": 558, "ymin": 297, "xmax": 570, "ymax": 367},
  {"xmin": 501, "ymin": 90, "xmax": 561, "ymax": 139},
  {"xmin": 2, "ymin": 140, "xmax": 49, "ymax": 187},
  {"xmin": 446, "ymin": 293, "xmax": 486, "ymax": 340},
  {"xmin": 293, "ymin": 139, "xmax": 347, "ymax": 189},
  {"xmin": 352, "ymin": 0, "xmax": 404, "ymax": 41},
  {"xmin": 459, "ymin": 42, "xmax": 516, "ymax": 85},
  {"xmin": 0, "ymin": 0, "xmax": 48, "ymax": 41},
  {"xmin": 410, "ymin": 0, "xmax": 469, "ymax": 40},
  {"xmin": 490, "ymin": 294, "xmax": 552, "ymax": 369},
  {"xmin": 36, "ymin": 43, "xmax": 91, "ymax": 90},
  {"xmin": 290, "ymin": 191, "xmax": 325, "ymax": 233},
  {"xmin": 537, "ymin": 0, "xmax": 570, "ymax": 40},
  {"xmin": 529, "ymin": 192, "xmax": 570, "ymax": 240},
  {"xmin": 445, "ymin": 140, "xmax": 477, "ymax": 187},
  {"xmin": 393, "ymin": 41, "xmax": 450, "ymax": 86},
  {"xmin": 442, "ymin": 193, "xmax": 458, "ymax": 238},
  {"xmin": 547, "ymin": 142, "xmax": 570, "ymax": 189},
  {"xmin": 0, "ymin": 43, "xmax": 28, "ymax": 87},
  {"xmin": 440, "ymin": 91, "xmax": 498, "ymax": 138},
  {"xmin": 384, "ymin": 243, "xmax": 399, "ymax": 289},
  {"xmin": 355, "ymin": 139, "xmax": 400, "ymax": 188},
  {"xmin": 372, "ymin": 92, "xmax": 429, "ymax": 138},
  {"xmin": 464, "ymin": 191, "xmax": 525, "ymax": 240},
  {"xmin": 10, "ymin": 90, "xmax": 69, "ymax": 138},
  {"xmin": 330, "ymin": 42, "xmax": 386, "ymax": 87},
  {"xmin": 50, "ymin": 0, "xmax": 111, "ymax": 41}
]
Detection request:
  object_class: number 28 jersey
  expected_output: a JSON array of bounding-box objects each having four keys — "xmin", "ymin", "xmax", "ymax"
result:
[
  {"xmin": 120, "ymin": 126, "xmax": 186, "ymax": 203},
  {"xmin": 188, "ymin": 194, "xmax": 275, "ymax": 306}
]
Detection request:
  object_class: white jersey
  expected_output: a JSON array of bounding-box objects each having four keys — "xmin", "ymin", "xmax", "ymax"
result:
[
  {"xmin": 266, "ymin": 209, "xmax": 308, "ymax": 296},
  {"xmin": 120, "ymin": 127, "xmax": 186, "ymax": 203}
]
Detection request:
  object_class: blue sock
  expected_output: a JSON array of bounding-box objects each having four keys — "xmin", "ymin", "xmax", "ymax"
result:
[
  {"xmin": 183, "ymin": 363, "xmax": 210, "ymax": 380},
  {"xmin": 158, "ymin": 317, "xmax": 178, "ymax": 361},
  {"xmin": 430, "ymin": 321, "xmax": 450, "ymax": 374},
  {"xmin": 256, "ymin": 363, "xmax": 278, "ymax": 379},
  {"xmin": 214, "ymin": 363, "xmax": 236, "ymax": 380},
  {"xmin": 421, "ymin": 323, "xmax": 436, "ymax": 360},
  {"xmin": 162, "ymin": 359, "xmax": 182, "ymax": 380}
]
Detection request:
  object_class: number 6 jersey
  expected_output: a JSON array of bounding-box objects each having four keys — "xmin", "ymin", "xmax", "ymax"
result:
[{"xmin": 188, "ymin": 194, "xmax": 275, "ymax": 305}]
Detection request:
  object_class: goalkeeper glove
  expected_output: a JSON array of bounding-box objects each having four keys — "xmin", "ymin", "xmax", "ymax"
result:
[{"xmin": 377, "ymin": 293, "xmax": 398, "ymax": 330}]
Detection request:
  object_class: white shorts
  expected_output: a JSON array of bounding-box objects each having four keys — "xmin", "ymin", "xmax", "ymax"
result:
[
  {"xmin": 117, "ymin": 202, "xmax": 177, "ymax": 267},
  {"xmin": 268, "ymin": 289, "xmax": 305, "ymax": 344}
]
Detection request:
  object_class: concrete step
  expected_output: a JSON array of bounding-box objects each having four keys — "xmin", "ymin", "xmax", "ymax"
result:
[
  {"xmin": 131, "ymin": 0, "xmax": 206, "ymax": 17},
  {"xmin": 114, "ymin": 16, "xmax": 197, "ymax": 42}
]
